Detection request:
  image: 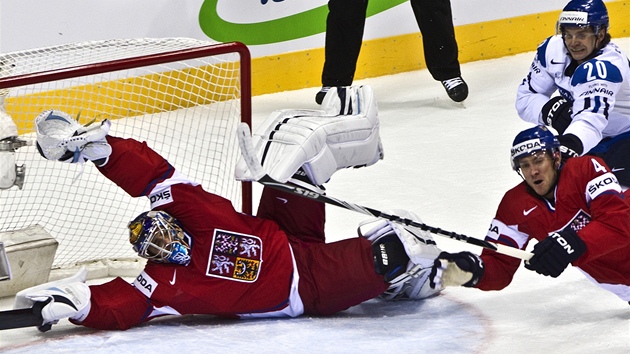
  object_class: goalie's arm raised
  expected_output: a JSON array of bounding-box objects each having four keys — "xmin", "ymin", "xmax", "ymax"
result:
[{"xmin": 34, "ymin": 109, "xmax": 189, "ymax": 198}]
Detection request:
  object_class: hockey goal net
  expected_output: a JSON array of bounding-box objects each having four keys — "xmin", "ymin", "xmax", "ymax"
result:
[{"xmin": 0, "ymin": 38, "xmax": 252, "ymax": 273}]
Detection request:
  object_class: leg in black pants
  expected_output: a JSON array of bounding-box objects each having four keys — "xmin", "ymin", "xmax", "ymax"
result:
[
  {"xmin": 410, "ymin": 0, "xmax": 461, "ymax": 81},
  {"xmin": 410, "ymin": 0, "xmax": 467, "ymax": 102},
  {"xmin": 318, "ymin": 0, "xmax": 467, "ymax": 103},
  {"xmin": 321, "ymin": 0, "xmax": 368, "ymax": 88}
]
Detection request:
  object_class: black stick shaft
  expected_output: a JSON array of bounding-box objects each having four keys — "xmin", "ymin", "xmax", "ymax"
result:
[
  {"xmin": 258, "ymin": 176, "xmax": 499, "ymax": 251},
  {"xmin": 0, "ymin": 306, "xmax": 42, "ymax": 330}
]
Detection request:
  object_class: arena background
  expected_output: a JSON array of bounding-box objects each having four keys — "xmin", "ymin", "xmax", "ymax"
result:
[{"xmin": 0, "ymin": 0, "xmax": 627, "ymax": 96}]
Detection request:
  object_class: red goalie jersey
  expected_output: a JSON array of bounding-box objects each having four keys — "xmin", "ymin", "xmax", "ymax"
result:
[
  {"xmin": 477, "ymin": 155, "xmax": 630, "ymax": 299},
  {"xmin": 74, "ymin": 136, "xmax": 387, "ymax": 330}
]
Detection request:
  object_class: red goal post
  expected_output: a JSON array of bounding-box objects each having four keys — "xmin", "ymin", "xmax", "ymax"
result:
[{"xmin": 0, "ymin": 38, "xmax": 253, "ymax": 274}]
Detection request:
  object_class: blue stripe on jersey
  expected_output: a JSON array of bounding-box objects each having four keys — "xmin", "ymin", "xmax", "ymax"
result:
[
  {"xmin": 593, "ymin": 96, "xmax": 601, "ymax": 113},
  {"xmin": 496, "ymin": 235, "xmax": 519, "ymax": 249},
  {"xmin": 587, "ymin": 96, "xmax": 611, "ymax": 118},
  {"xmin": 536, "ymin": 37, "xmax": 551, "ymax": 69},
  {"xmin": 602, "ymin": 96, "xmax": 610, "ymax": 118},
  {"xmin": 141, "ymin": 163, "xmax": 175, "ymax": 196}
]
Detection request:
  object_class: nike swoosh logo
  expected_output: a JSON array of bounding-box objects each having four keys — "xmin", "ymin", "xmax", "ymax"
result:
[
  {"xmin": 523, "ymin": 206, "xmax": 538, "ymax": 216},
  {"xmin": 550, "ymin": 59, "xmax": 565, "ymax": 65},
  {"xmin": 612, "ymin": 167, "xmax": 625, "ymax": 172},
  {"xmin": 276, "ymin": 197, "xmax": 288, "ymax": 204},
  {"xmin": 169, "ymin": 269, "xmax": 177, "ymax": 285}
]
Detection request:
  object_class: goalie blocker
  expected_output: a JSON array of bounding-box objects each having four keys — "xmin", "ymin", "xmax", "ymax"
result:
[{"xmin": 235, "ymin": 85, "xmax": 383, "ymax": 187}]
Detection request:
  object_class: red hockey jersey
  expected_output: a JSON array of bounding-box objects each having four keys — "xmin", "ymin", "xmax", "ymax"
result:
[
  {"xmin": 74, "ymin": 136, "xmax": 386, "ymax": 330},
  {"xmin": 477, "ymin": 155, "xmax": 630, "ymax": 300},
  {"xmin": 76, "ymin": 136, "xmax": 297, "ymax": 329}
]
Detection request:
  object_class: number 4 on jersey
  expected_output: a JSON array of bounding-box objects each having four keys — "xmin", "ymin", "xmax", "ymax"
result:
[{"xmin": 591, "ymin": 158, "xmax": 607, "ymax": 173}]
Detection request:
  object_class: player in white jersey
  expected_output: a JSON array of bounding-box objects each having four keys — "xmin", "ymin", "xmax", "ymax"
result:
[{"xmin": 515, "ymin": 0, "xmax": 630, "ymax": 185}]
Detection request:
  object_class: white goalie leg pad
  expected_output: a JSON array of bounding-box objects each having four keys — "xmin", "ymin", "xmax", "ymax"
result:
[
  {"xmin": 35, "ymin": 109, "xmax": 112, "ymax": 165},
  {"xmin": 359, "ymin": 210, "xmax": 442, "ymax": 300},
  {"xmin": 235, "ymin": 85, "xmax": 382, "ymax": 185},
  {"xmin": 234, "ymin": 108, "xmax": 328, "ymax": 182}
]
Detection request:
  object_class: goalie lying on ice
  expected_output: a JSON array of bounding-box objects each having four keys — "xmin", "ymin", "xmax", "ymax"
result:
[{"xmin": 15, "ymin": 86, "xmax": 440, "ymax": 332}]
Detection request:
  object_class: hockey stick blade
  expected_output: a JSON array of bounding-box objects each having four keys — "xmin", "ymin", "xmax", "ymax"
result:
[{"xmin": 236, "ymin": 123, "xmax": 532, "ymax": 261}]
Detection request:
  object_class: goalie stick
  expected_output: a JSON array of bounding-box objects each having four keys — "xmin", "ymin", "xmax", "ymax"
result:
[
  {"xmin": 0, "ymin": 300, "xmax": 51, "ymax": 332},
  {"xmin": 237, "ymin": 123, "xmax": 533, "ymax": 261}
]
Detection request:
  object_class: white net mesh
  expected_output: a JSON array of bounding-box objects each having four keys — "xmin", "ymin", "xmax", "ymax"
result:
[{"xmin": 0, "ymin": 38, "xmax": 250, "ymax": 269}]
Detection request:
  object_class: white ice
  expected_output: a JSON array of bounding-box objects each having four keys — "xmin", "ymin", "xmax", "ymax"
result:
[{"xmin": 1, "ymin": 38, "xmax": 629, "ymax": 353}]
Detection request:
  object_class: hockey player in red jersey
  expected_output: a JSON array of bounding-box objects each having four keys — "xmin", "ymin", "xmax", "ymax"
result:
[
  {"xmin": 15, "ymin": 86, "xmax": 441, "ymax": 332},
  {"xmin": 430, "ymin": 125, "xmax": 630, "ymax": 302}
]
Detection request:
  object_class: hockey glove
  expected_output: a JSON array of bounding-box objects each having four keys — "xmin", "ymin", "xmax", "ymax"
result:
[
  {"xmin": 35, "ymin": 109, "xmax": 112, "ymax": 167},
  {"xmin": 23, "ymin": 282, "xmax": 91, "ymax": 332},
  {"xmin": 525, "ymin": 228, "xmax": 586, "ymax": 278},
  {"xmin": 541, "ymin": 96, "xmax": 572, "ymax": 134},
  {"xmin": 429, "ymin": 251, "xmax": 484, "ymax": 289},
  {"xmin": 557, "ymin": 134, "xmax": 583, "ymax": 160}
]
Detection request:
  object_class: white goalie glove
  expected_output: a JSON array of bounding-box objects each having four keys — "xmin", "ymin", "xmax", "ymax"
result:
[
  {"xmin": 235, "ymin": 85, "xmax": 383, "ymax": 186},
  {"xmin": 14, "ymin": 267, "xmax": 91, "ymax": 331},
  {"xmin": 35, "ymin": 109, "xmax": 112, "ymax": 166},
  {"xmin": 359, "ymin": 210, "xmax": 442, "ymax": 300}
]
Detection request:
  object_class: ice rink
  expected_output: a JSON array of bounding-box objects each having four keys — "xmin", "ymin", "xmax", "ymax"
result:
[{"xmin": 1, "ymin": 37, "xmax": 629, "ymax": 353}]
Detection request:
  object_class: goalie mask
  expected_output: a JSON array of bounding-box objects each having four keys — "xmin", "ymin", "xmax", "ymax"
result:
[{"xmin": 128, "ymin": 210, "xmax": 192, "ymax": 266}]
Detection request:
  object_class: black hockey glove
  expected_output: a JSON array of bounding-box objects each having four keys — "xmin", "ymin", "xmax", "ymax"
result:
[
  {"xmin": 429, "ymin": 251, "xmax": 484, "ymax": 289},
  {"xmin": 557, "ymin": 134, "xmax": 583, "ymax": 161},
  {"xmin": 541, "ymin": 96, "xmax": 572, "ymax": 134},
  {"xmin": 525, "ymin": 228, "xmax": 586, "ymax": 278}
]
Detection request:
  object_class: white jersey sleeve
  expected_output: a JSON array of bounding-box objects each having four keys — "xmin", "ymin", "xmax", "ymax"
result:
[{"xmin": 515, "ymin": 36, "xmax": 562, "ymax": 125}]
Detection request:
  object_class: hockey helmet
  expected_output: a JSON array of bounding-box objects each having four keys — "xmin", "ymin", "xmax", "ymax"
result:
[
  {"xmin": 557, "ymin": 0, "xmax": 609, "ymax": 35},
  {"xmin": 510, "ymin": 125, "xmax": 560, "ymax": 171},
  {"xmin": 128, "ymin": 210, "xmax": 192, "ymax": 265}
]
